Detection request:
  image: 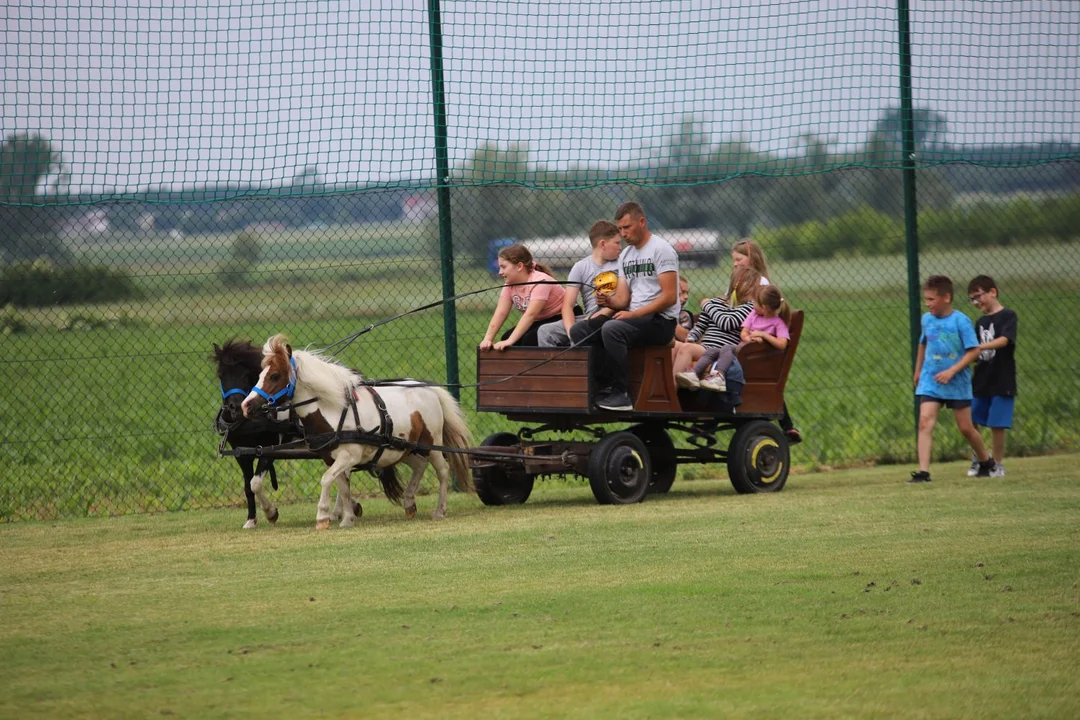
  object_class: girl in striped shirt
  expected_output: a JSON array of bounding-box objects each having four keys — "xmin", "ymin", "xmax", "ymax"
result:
[{"xmin": 672, "ymin": 265, "xmax": 761, "ymax": 386}]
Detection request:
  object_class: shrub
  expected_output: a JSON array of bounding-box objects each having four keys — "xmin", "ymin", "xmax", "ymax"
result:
[
  {"xmin": 218, "ymin": 231, "xmax": 262, "ymax": 287},
  {"xmin": 1, "ymin": 304, "xmax": 28, "ymax": 334},
  {"xmin": 0, "ymin": 261, "xmax": 140, "ymax": 308},
  {"xmin": 760, "ymin": 190, "xmax": 1079, "ymax": 260},
  {"xmin": 62, "ymin": 311, "xmax": 112, "ymax": 331},
  {"xmin": 232, "ymin": 230, "xmax": 262, "ymax": 265},
  {"xmin": 759, "ymin": 209, "xmax": 902, "ymax": 260},
  {"xmin": 1041, "ymin": 193, "xmax": 1080, "ymax": 242}
]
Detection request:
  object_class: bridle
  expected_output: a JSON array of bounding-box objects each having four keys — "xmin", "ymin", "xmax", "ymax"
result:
[
  {"xmin": 250, "ymin": 356, "xmax": 298, "ymax": 407},
  {"xmin": 220, "ymin": 384, "xmax": 249, "ymax": 401}
]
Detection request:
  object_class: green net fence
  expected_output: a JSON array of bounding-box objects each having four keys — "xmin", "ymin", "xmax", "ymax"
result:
[{"xmin": 2, "ymin": 1, "xmax": 1078, "ymax": 520}]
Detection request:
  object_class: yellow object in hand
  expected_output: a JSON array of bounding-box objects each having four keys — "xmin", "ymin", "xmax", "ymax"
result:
[{"xmin": 593, "ymin": 271, "xmax": 618, "ymax": 296}]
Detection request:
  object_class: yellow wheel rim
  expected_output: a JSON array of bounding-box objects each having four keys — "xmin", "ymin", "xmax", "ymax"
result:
[{"xmin": 750, "ymin": 438, "xmax": 783, "ymax": 482}]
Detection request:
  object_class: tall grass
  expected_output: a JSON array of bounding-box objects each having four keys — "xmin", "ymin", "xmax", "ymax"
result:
[{"xmin": 2, "ymin": 241, "xmax": 1078, "ymax": 519}]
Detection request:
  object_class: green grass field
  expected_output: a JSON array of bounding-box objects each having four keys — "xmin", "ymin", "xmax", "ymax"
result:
[
  {"xmin": 2, "ymin": 239, "xmax": 1079, "ymax": 520},
  {"xmin": 2, "ymin": 455, "xmax": 1078, "ymax": 718}
]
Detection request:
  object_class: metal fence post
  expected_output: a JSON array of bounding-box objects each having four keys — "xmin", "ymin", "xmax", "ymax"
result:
[
  {"xmin": 897, "ymin": 0, "xmax": 921, "ymax": 436},
  {"xmin": 427, "ymin": 0, "xmax": 460, "ymax": 400}
]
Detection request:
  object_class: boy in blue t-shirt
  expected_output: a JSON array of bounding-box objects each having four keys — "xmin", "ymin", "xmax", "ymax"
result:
[{"xmin": 909, "ymin": 275, "xmax": 997, "ymax": 483}]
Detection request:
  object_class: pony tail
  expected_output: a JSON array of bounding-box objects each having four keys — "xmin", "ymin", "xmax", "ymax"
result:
[
  {"xmin": 532, "ymin": 261, "xmax": 555, "ymax": 277},
  {"xmin": 728, "ymin": 266, "xmax": 761, "ymax": 305},
  {"xmin": 432, "ymin": 387, "xmax": 474, "ymax": 493},
  {"xmin": 778, "ymin": 298, "xmax": 791, "ymax": 326}
]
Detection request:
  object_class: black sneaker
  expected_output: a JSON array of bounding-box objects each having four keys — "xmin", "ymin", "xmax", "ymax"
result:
[
  {"xmin": 976, "ymin": 457, "xmax": 997, "ymax": 477},
  {"xmin": 596, "ymin": 390, "xmax": 633, "ymax": 412},
  {"xmin": 907, "ymin": 470, "xmax": 931, "ymax": 483}
]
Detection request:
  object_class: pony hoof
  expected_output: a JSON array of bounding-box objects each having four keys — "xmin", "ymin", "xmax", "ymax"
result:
[
  {"xmin": 352, "ymin": 501, "xmax": 363, "ymax": 518},
  {"xmin": 405, "ymin": 506, "xmax": 417, "ymax": 520},
  {"xmin": 315, "ymin": 519, "xmax": 331, "ymax": 531},
  {"xmin": 431, "ymin": 510, "xmax": 446, "ymax": 521},
  {"xmin": 339, "ymin": 516, "xmax": 356, "ymax": 529},
  {"xmin": 242, "ymin": 518, "xmax": 257, "ymax": 529},
  {"xmin": 267, "ymin": 508, "xmax": 279, "ymax": 525}
]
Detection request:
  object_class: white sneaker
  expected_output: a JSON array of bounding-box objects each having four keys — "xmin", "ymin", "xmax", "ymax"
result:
[
  {"xmin": 699, "ymin": 372, "xmax": 727, "ymax": 392},
  {"xmin": 990, "ymin": 464, "xmax": 1006, "ymax": 478},
  {"xmin": 675, "ymin": 371, "xmax": 701, "ymax": 389},
  {"xmin": 966, "ymin": 454, "xmax": 980, "ymax": 477}
]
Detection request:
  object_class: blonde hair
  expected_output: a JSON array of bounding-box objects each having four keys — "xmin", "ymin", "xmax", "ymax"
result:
[
  {"xmin": 732, "ymin": 238, "xmax": 770, "ymax": 279},
  {"xmin": 499, "ymin": 243, "xmax": 554, "ymax": 277},
  {"xmin": 726, "ymin": 265, "xmax": 762, "ymax": 305},
  {"xmin": 757, "ymin": 284, "xmax": 791, "ymax": 325}
]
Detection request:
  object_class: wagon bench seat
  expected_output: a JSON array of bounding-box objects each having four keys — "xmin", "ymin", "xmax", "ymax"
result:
[{"xmin": 475, "ymin": 310, "xmax": 802, "ymax": 418}]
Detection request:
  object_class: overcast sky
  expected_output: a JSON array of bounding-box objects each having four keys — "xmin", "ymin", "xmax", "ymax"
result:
[{"xmin": 4, "ymin": 0, "xmax": 1078, "ymax": 194}]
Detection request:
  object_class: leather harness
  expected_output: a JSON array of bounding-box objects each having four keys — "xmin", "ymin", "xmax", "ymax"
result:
[{"xmin": 302, "ymin": 384, "xmax": 424, "ymax": 473}]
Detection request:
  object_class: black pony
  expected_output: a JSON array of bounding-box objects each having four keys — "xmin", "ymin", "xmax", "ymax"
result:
[
  {"xmin": 212, "ymin": 339, "xmax": 302, "ymax": 528},
  {"xmin": 212, "ymin": 339, "xmax": 400, "ymax": 528}
]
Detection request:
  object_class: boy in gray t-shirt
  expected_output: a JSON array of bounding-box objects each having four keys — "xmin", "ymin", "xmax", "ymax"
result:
[
  {"xmin": 538, "ymin": 221, "xmax": 622, "ymax": 347},
  {"xmin": 569, "ymin": 202, "xmax": 680, "ymax": 411}
]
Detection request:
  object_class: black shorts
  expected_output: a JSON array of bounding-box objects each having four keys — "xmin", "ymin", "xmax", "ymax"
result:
[{"xmin": 918, "ymin": 395, "xmax": 971, "ymax": 410}]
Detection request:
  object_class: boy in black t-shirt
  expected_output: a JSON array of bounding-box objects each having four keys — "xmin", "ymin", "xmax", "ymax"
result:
[{"xmin": 966, "ymin": 275, "xmax": 1018, "ymax": 477}]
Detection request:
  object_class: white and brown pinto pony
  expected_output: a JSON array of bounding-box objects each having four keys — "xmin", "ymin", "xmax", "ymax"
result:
[{"xmin": 241, "ymin": 334, "xmax": 474, "ymax": 528}]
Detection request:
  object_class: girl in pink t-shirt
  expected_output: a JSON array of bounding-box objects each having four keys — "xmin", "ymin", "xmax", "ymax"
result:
[
  {"xmin": 480, "ymin": 244, "xmax": 568, "ymax": 350},
  {"xmin": 688, "ymin": 284, "xmax": 791, "ymax": 392}
]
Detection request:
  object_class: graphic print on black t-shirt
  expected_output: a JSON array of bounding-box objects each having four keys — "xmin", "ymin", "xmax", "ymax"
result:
[{"xmin": 973, "ymin": 307, "xmax": 1018, "ymax": 397}]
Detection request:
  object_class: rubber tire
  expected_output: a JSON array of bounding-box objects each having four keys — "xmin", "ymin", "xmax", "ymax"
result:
[
  {"xmin": 474, "ymin": 432, "xmax": 534, "ymax": 506},
  {"xmin": 629, "ymin": 424, "xmax": 678, "ymax": 494},
  {"xmin": 588, "ymin": 431, "xmax": 652, "ymax": 505},
  {"xmin": 726, "ymin": 420, "xmax": 790, "ymax": 494}
]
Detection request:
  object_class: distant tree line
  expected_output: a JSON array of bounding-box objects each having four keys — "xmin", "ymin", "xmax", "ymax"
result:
[{"xmin": 3, "ymin": 107, "xmax": 1079, "ymax": 268}]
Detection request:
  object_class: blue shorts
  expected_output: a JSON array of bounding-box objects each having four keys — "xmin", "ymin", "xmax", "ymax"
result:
[
  {"xmin": 918, "ymin": 395, "xmax": 971, "ymax": 410},
  {"xmin": 972, "ymin": 395, "xmax": 1014, "ymax": 429}
]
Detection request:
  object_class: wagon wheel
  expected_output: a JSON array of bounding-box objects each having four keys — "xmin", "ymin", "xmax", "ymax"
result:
[
  {"xmin": 588, "ymin": 431, "xmax": 651, "ymax": 505},
  {"xmin": 629, "ymin": 424, "xmax": 678, "ymax": 494},
  {"xmin": 726, "ymin": 420, "xmax": 790, "ymax": 494},
  {"xmin": 474, "ymin": 432, "xmax": 534, "ymax": 506}
]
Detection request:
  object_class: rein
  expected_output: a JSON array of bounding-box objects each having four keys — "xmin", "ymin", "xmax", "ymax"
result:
[
  {"xmin": 354, "ymin": 326, "xmax": 604, "ymax": 391},
  {"xmin": 321, "ymin": 280, "xmax": 590, "ymax": 358},
  {"xmin": 315, "ymin": 279, "xmax": 606, "ymax": 392}
]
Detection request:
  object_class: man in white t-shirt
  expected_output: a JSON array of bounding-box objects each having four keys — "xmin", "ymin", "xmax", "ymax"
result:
[
  {"xmin": 538, "ymin": 220, "xmax": 622, "ymax": 348},
  {"xmin": 569, "ymin": 202, "xmax": 680, "ymax": 411}
]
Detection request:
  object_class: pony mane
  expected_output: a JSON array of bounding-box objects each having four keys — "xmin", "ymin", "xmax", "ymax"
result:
[
  {"xmin": 263, "ymin": 334, "xmax": 362, "ymax": 408},
  {"xmin": 295, "ymin": 349, "xmax": 364, "ymax": 409},
  {"xmin": 212, "ymin": 338, "xmax": 262, "ymax": 371}
]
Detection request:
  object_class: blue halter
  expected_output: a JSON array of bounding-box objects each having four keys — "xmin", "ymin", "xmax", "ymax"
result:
[
  {"xmin": 220, "ymin": 384, "xmax": 249, "ymax": 400},
  {"xmin": 251, "ymin": 356, "xmax": 297, "ymax": 406}
]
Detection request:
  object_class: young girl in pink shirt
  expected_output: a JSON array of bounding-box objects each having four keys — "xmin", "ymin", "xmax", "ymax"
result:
[
  {"xmin": 480, "ymin": 244, "xmax": 568, "ymax": 350},
  {"xmin": 687, "ymin": 284, "xmax": 791, "ymax": 392}
]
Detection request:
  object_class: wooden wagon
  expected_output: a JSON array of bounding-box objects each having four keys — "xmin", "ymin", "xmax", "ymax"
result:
[{"xmin": 470, "ymin": 310, "xmax": 804, "ymax": 505}]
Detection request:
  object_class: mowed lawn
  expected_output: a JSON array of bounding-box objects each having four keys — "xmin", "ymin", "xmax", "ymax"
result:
[{"xmin": 2, "ymin": 454, "xmax": 1078, "ymax": 719}]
